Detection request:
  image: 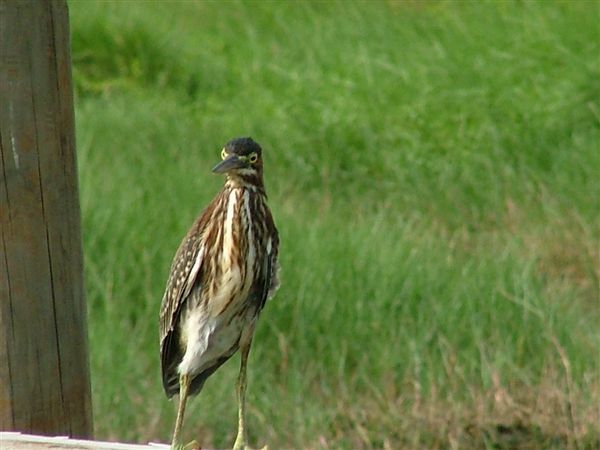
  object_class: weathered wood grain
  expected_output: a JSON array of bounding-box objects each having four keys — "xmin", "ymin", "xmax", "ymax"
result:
[{"xmin": 0, "ymin": 0, "xmax": 92, "ymax": 437}]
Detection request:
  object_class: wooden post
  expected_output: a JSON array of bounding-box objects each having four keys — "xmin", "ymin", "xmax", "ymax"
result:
[{"xmin": 0, "ymin": 0, "xmax": 93, "ymax": 438}]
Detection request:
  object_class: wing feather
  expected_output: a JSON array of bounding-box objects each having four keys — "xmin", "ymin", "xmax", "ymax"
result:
[
  {"xmin": 257, "ymin": 213, "xmax": 280, "ymax": 310},
  {"xmin": 159, "ymin": 195, "xmax": 223, "ymax": 394}
]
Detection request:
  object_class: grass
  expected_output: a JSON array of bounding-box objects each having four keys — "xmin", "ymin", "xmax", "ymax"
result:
[{"xmin": 69, "ymin": 1, "xmax": 599, "ymax": 449}]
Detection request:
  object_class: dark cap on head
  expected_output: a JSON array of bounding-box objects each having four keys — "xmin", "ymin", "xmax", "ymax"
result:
[{"xmin": 224, "ymin": 137, "xmax": 262, "ymax": 156}]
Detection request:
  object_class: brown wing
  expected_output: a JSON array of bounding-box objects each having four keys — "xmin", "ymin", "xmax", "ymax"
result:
[
  {"xmin": 263, "ymin": 212, "xmax": 280, "ymax": 306},
  {"xmin": 159, "ymin": 219, "xmax": 204, "ymax": 343},
  {"xmin": 159, "ymin": 194, "xmax": 223, "ymax": 396},
  {"xmin": 251, "ymin": 207, "xmax": 280, "ymax": 312}
]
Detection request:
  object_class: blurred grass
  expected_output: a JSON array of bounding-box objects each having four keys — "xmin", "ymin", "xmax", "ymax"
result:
[{"xmin": 70, "ymin": 1, "xmax": 599, "ymax": 449}]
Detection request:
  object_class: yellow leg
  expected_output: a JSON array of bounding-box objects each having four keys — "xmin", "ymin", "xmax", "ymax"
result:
[
  {"xmin": 232, "ymin": 330, "xmax": 268, "ymax": 450},
  {"xmin": 171, "ymin": 373, "xmax": 190, "ymax": 450},
  {"xmin": 233, "ymin": 337, "xmax": 252, "ymax": 450}
]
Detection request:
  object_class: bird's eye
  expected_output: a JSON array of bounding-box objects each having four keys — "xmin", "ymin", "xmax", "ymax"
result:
[
  {"xmin": 221, "ymin": 149, "xmax": 227, "ymax": 160},
  {"xmin": 248, "ymin": 153, "xmax": 258, "ymax": 163}
]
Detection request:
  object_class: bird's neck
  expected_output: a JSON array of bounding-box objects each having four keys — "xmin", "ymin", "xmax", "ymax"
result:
[{"xmin": 225, "ymin": 175, "xmax": 265, "ymax": 193}]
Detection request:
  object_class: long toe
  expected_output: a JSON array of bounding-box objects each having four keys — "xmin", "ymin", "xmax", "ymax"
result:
[
  {"xmin": 183, "ymin": 440, "xmax": 201, "ymax": 450},
  {"xmin": 233, "ymin": 444, "xmax": 268, "ymax": 450},
  {"xmin": 233, "ymin": 447, "xmax": 267, "ymax": 450}
]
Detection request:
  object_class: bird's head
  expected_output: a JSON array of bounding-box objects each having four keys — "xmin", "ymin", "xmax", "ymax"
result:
[{"xmin": 212, "ymin": 137, "xmax": 264, "ymax": 186}]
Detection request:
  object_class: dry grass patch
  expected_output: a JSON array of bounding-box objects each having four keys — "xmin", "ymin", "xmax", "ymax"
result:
[{"xmin": 309, "ymin": 372, "xmax": 600, "ymax": 450}]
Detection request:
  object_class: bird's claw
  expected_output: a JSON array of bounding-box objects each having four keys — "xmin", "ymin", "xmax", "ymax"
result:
[
  {"xmin": 233, "ymin": 447, "xmax": 268, "ymax": 450},
  {"xmin": 170, "ymin": 440, "xmax": 201, "ymax": 450},
  {"xmin": 232, "ymin": 441, "xmax": 268, "ymax": 450}
]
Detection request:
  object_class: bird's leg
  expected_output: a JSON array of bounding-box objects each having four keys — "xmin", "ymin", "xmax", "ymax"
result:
[
  {"xmin": 233, "ymin": 335, "xmax": 253, "ymax": 450},
  {"xmin": 171, "ymin": 373, "xmax": 191, "ymax": 450}
]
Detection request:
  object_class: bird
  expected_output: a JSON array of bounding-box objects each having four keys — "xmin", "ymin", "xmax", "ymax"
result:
[{"xmin": 159, "ymin": 137, "xmax": 280, "ymax": 450}]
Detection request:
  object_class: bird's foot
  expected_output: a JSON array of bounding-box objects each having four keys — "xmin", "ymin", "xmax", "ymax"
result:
[
  {"xmin": 184, "ymin": 440, "xmax": 201, "ymax": 450},
  {"xmin": 232, "ymin": 439, "xmax": 267, "ymax": 450},
  {"xmin": 233, "ymin": 445, "xmax": 267, "ymax": 450},
  {"xmin": 170, "ymin": 440, "xmax": 201, "ymax": 450}
]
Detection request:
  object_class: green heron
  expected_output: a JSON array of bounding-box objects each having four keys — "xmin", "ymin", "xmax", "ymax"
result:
[{"xmin": 159, "ymin": 137, "xmax": 280, "ymax": 450}]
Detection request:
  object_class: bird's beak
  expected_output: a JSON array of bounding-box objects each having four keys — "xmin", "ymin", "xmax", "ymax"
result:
[{"xmin": 212, "ymin": 154, "xmax": 247, "ymax": 174}]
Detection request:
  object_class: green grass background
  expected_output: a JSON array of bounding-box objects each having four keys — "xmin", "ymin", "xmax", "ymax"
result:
[{"xmin": 69, "ymin": 1, "xmax": 599, "ymax": 449}]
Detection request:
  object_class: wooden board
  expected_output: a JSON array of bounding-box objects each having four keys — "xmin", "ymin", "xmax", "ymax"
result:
[{"xmin": 0, "ymin": 433, "xmax": 170, "ymax": 450}]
